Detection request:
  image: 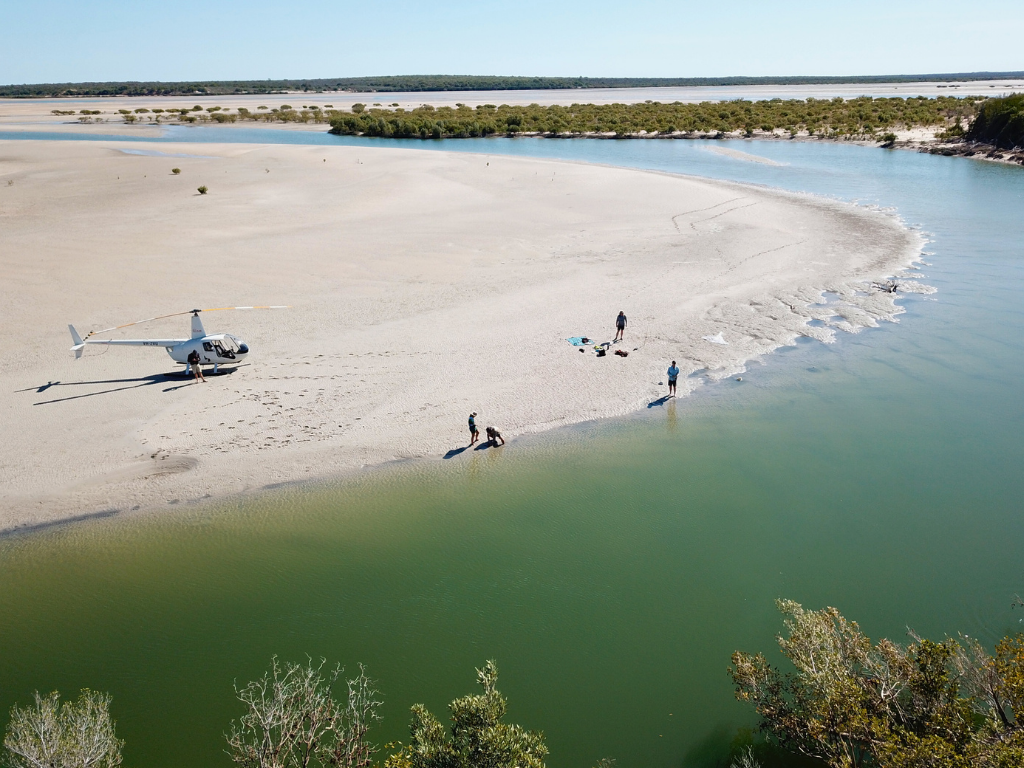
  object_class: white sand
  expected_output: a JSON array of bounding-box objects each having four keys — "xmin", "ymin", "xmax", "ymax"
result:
[
  {"xmin": 0, "ymin": 138, "xmax": 920, "ymax": 530},
  {"xmin": 2, "ymin": 80, "xmax": 1022, "ymax": 123}
]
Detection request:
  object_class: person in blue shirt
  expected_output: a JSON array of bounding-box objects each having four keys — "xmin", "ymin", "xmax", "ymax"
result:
[
  {"xmin": 468, "ymin": 412, "xmax": 480, "ymax": 445},
  {"xmin": 667, "ymin": 361, "xmax": 680, "ymax": 397},
  {"xmin": 614, "ymin": 311, "xmax": 627, "ymax": 341}
]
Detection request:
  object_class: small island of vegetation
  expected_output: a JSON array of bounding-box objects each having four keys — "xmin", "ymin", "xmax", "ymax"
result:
[{"xmin": 325, "ymin": 96, "xmax": 978, "ymax": 141}]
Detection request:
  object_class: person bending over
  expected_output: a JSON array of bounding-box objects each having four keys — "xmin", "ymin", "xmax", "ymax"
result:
[{"xmin": 486, "ymin": 426, "xmax": 505, "ymax": 446}]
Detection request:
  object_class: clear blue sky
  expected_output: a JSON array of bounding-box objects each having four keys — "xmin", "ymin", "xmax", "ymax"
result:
[{"xmin": 2, "ymin": 0, "xmax": 1022, "ymax": 85}]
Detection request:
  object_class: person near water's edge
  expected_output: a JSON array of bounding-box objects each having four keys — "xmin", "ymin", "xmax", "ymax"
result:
[
  {"xmin": 468, "ymin": 412, "xmax": 480, "ymax": 445},
  {"xmin": 486, "ymin": 426, "xmax": 505, "ymax": 446},
  {"xmin": 615, "ymin": 311, "xmax": 627, "ymax": 341},
  {"xmin": 188, "ymin": 349, "xmax": 205, "ymax": 383},
  {"xmin": 667, "ymin": 360, "xmax": 679, "ymax": 397}
]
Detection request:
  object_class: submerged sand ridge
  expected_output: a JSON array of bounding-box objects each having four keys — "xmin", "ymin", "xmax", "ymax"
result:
[{"xmin": 0, "ymin": 139, "xmax": 922, "ymax": 529}]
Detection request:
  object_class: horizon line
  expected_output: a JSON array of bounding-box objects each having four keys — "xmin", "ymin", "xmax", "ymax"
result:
[{"xmin": 3, "ymin": 70, "xmax": 1024, "ymax": 93}]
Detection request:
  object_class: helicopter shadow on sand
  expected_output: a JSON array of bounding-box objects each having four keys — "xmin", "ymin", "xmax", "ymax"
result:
[{"xmin": 22, "ymin": 367, "xmax": 244, "ymax": 405}]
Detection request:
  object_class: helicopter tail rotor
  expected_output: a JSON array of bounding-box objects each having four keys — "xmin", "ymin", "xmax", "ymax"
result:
[{"xmin": 69, "ymin": 325, "xmax": 86, "ymax": 359}]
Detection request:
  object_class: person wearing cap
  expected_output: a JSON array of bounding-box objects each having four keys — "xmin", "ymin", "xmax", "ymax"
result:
[{"xmin": 468, "ymin": 412, "xmax": 480, "ymax": 445}]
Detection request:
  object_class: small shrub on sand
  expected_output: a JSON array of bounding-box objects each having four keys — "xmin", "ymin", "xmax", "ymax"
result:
[
  {"xmin": 171, "ymin": 168, "xmax": 181, "ymax": 175},
  {"xmin": 197, "ymin": 186, "xmax": 208, "ymax": 195}
]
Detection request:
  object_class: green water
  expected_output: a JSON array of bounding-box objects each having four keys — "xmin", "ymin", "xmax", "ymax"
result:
[{"xmin": 1, "ymin": 138, "xmax": 1023, "ymax": 768}]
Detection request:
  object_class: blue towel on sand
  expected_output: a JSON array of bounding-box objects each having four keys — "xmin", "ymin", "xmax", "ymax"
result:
[{"xmin": 566, "ymin": 337, "xmax": 591, "ymax": 346}]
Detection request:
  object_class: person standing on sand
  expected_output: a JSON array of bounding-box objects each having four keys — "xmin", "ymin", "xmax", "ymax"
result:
[
  {"xmin": 187, "ymin": 349, "xmax": 205, "ymax": 383},
  {"xmin": 468, "ymin": 412, "xmax": 480, "ymax": 445},
  {"xmin": 615, "ymin": 311, "xmax": 627, "ymax": 341},
  {"xmin": 667, "ymin": 360, "xmax": 680, "ymax": 397}
]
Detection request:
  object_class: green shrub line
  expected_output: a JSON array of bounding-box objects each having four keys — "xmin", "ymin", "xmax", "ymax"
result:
[
  {"xmin": 324, "ymin": 95, "xmax": 982, "ymax": 141},
  {"xmin": 110, "ymin": 95, "xmax": 993, "ymax": 142},
  {"xmin": 86, "ymin": 94, "xmax": 1023, "ymax": 148}
]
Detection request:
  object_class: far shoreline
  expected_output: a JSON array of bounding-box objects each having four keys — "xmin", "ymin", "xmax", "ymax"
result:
[{"xmin": 1, "ymin": 118, "xmax": 1020, "ymax": 167}]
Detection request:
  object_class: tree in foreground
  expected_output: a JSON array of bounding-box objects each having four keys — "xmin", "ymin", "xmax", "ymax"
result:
[
  {"xmin": 226, "ymin": 657, "xmax": 382, "ymax": 768},
  {"xmin": 384, "ymin": 660, "xmax": 548, "ymax": 768},
  {"xmin": 730, "ymin": 599, "xmax": 1024, "ymax": 768},
  {"xmin": 3, "ymin": 689, "xmax": 123, "ymax": 768}
]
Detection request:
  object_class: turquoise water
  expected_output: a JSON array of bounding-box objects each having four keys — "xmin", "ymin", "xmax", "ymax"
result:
[{"xmin": 1, "ymin": 131, "xmax": 1022, "ymax": 768}]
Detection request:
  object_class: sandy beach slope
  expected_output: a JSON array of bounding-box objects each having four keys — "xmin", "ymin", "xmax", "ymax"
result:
[{"xmin": 0, "ymin": 139, "xmax": 921, "ymax": 530}]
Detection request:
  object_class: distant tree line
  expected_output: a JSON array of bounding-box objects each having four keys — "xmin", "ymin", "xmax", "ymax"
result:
[{"xmin": 2, "ymin": 72, "xmax": 1023, "ymax": 97}]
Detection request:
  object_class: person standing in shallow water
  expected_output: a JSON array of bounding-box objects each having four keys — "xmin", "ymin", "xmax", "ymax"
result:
[
  {"xmin": 615, "ymin": 311, "xmax": 627, "ymax": 341},
  {"xmin": 667, "ymin": 360, "xmax": 680, "ymax": 397},
  {"xmin": 468, "ymin": 412, "xmax": 480, "ymax": 446}
]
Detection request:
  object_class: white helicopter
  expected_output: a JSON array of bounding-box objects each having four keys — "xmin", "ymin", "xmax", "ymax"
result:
[{"xmin": 69, "ymin": 306, "xmax": 287, "ymax": 374}]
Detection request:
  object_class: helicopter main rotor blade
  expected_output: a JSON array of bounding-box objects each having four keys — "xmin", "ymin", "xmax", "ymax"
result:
[
  {"xmin": 85, "ymin": 311, "xmax": 194, "ymax": 339},
  {"xmin": 83, "ymin": 306, "xmax": 290, "ymax": 339},
  {"xmin": 200, "ymin": 306, "xmax": 290, "ymax": 311}
]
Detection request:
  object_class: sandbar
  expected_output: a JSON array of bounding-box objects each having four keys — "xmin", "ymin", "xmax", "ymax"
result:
[{"xmin": 0, "ymin": 138, "xmax": 921, "ymax": 530}]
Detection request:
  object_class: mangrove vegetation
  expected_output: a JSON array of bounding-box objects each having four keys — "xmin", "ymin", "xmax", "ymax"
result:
[
  {"xmin": 325, "ymin": 96, "xmax": 979, "ymax": 140},
  {"xmin": 966, "ymin": 94, "xmax": 1024, "ymax": 149},
  {"xmin": 6, "ymin": 600, "xmax": 1024, "ymax": 768},
  {"xmin": 83, "ymin": 94, "xmax": 988, "ymax": 141},
  {"xmin": 731, "ymin": 600, "xmax": 1024, "ymax": 768},
  {"xmin": 3, "ymin": 661, "xmax": 549, "ymax": 768}
]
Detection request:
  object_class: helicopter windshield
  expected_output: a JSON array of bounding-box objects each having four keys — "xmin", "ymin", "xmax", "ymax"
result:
[{"xmin": 206, "ymin": 336, "xmax": 239, "ymax": 359}]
